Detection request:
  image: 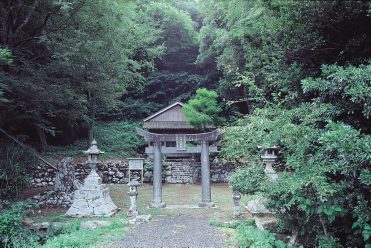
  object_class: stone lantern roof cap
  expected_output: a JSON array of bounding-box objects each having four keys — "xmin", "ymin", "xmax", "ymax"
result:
[{"xmin": 83, "ymin": 139, "xmax": 105, "ymax": 155}]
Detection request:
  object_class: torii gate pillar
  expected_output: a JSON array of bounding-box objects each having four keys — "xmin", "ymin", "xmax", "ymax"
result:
[
  {"xmin": 199, "ymin": 140, "xmax": 215, "ymax": 207},
  {"xmin": 149, "ymin": 140, "xmax": 166, "ymax": 208}
]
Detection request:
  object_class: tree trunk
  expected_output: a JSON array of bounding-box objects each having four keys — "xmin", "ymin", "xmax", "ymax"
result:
[
  {"xmin": 86, "ymin": 89, "xmax": 95, "ymax": 147},
  {"xmin": 54, "ymin": 157, "xmax": 75, "ymax": 193},
  {"xmin": 242, "ymin": 85, "xmax": 250, "ymax": 114},
  {"xmin": 88, "ymin": 124, "xmax": 94, "ymax": 147},
  {"xmin": 0, "ymin": 111, "xmax": 6, "ymax": 129},
  {"xmin": 36, "ymin": 126, "xmax": 48, "ymax": 152}
]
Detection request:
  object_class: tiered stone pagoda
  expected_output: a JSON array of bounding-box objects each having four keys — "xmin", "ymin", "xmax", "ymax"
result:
[
  {"xmin": 136, "ymin": 102, "xmax": 222, "ymax": 208},
  {"xmin": 65, "ymin": 140, "xmax": 118, "ymax": 217}
]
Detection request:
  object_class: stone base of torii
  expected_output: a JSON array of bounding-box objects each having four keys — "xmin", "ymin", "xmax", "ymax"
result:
[{"xmin": 136, "ymin": 128, "xmax": 222, "ymax": 208}]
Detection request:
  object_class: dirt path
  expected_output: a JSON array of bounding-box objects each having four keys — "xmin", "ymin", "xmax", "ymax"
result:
[{"xmin": 109, "ymin": 215, "xmax": 226, "ymax": 248}]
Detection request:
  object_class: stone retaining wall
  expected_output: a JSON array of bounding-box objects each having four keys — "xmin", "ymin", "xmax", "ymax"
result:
[{"xmin": 30, "ymin": 159, "xmax": 234, "ymax": 187}]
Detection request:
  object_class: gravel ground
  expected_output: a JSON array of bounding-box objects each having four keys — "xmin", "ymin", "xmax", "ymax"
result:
[{"xmin": 109, "ymin": 215, "xmax": 227, "ymax": 248}]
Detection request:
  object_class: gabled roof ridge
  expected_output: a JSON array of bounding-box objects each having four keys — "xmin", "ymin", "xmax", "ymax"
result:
[{"xmin": 143, "ymin": 101, "xmax": 185, "ymax": 122}]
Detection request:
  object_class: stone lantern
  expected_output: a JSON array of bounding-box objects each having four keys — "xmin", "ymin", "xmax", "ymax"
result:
[
  {"xmin": 232, "ymin": 191, "xmax": 242, "ymax": 217},
  {"xmin": 127, "ymin": 180, "xmax": 140, "ymax": 217},
  {"xmin": 65, "ymin": 139, "xmax": 118, "ymax": 217},
  {"xmin": 83, "ymin": 139, "xmax": 104, "ymax": 170},
  {"xmin": 258, "ymin": 146, "xmax": 278, "ymax": 181}
]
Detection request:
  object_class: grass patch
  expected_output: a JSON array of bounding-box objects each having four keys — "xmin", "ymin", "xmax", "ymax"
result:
[
  {"xmin": 41, "ymin": 219, "xmax": 126, "ymax": 248},
  {"xmin": 209, "ymin": 217, "xmax": 254, "ymax": 229}
]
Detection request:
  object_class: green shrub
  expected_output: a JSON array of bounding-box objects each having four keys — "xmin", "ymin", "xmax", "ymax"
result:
[
  {"xmin": 229, "ymin": 163, "xmax": 267, "ymax": 195},
  {"xmin": 234, "ymin": 224, "xmax": 286, "ymax": 248},
  {"xmin": 45, "ymin": 120, "xmax": 145, "ymax": 159},
  {"xmin": 0, "ymin": 142, "xmax": 36, "ymax": 199},
  {"xmin": 209, "ymin": 218, "xmax": 255, "ymax": 229},
  {"xmin": 316, "ymin": 236, "xmax": 342, "ymax": 248},
  {"xmin": 0, "ymin": 201, "xmax": 38, "ymax": 248},
  {"xmin": 224, "ymin": 102, "xmax": 371, "ymax": 246},
  {"xmin": 42, "ymin": 220, "xmax": 125, "ymax": 248}
]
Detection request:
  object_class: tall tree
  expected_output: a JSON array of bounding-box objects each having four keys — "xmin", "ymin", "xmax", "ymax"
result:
[
  {"xmin": 0, "ymin": 0, "xmax": 164, "ymax": 150},
  {"xmin": 198, "ymin": 0, "xmax": 371, "ymax": 116},
  {"xmin": 45, "ymin": 0, "xmax": 164, "ymax": 144},
  {"xmin": 116, "ymin": 0, "xmax": 208, "ymax": 120}
]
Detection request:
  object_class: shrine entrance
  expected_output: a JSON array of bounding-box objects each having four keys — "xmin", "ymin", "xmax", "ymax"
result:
[{"xmin": 136, "ymin": 102, "xmax": 222, "ymax": 208}]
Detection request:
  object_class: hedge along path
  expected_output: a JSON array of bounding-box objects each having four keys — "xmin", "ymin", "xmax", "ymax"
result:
[{"xmin": 109, "ymin": 215, "xmax": 226, "ymax": 248}]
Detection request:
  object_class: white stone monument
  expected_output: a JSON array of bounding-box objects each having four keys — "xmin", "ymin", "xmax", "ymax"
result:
[{"xmin": 65, "ymin": 139, "xmax": 118, "ymax": 217}]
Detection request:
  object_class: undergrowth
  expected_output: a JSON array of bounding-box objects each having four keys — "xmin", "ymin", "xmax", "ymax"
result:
[
  {"xmin": 45, "ymin": 120, "xmax": 144, "ymax": 159},
  {"xmin": 209, "ymin": 217, "xmax": 287, "ymax": 248},
  {"xmin": 41, "ymin": 219, "xmax": 126, "ymax": 248},
  {"xmin": 234, "ymin": 223, "xmax": 287, "ymax": 248}
]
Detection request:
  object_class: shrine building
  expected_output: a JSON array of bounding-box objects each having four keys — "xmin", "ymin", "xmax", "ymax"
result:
[
  {"xmin": 141, "ymin": 102, "xmax": 219, "ymax": 158},
  {"xmin": 136, "ymin": 102, "xmax": 222, "ymax": 208}
]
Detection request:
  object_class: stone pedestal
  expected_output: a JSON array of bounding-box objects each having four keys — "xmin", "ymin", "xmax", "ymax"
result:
[
  {"xmin": 65, "ymin": 169, "xmax": 118, "ymax": 217},
  {"xmin": 244, "ymin": 197, "xmax": 272, "ymax": 215}
]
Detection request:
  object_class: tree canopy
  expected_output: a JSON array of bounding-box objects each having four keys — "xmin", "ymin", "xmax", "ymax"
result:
[{"xmin": 182, "ymin": 88, "xmax": 223, "ymax": 130}]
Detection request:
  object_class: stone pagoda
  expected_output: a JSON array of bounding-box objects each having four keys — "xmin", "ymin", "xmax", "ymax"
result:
[{"xmin": 65, "ymin": 139, "xmax": 118, "ymax": 217}]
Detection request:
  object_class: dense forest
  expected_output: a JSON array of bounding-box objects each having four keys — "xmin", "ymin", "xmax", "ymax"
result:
[{"xmin": 0, "ymin": 0, "xmax": 370, "ymax": 247}]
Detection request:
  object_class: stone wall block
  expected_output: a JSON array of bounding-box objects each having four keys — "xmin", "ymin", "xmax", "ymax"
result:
[{"xmin": 30, "ymin": 159, "xmax": 234, "ymax": 187}]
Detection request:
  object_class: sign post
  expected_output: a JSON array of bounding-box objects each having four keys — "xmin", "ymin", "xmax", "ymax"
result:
[{"xmin": 128, "ymin": 158, "xmax": 145, "ymax": 184}]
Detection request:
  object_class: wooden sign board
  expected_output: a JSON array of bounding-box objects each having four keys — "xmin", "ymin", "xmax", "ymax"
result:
[
  {"xmin": 176, "ymin": 134, "xmax": 187, "ymax": 151},
  {"xmin": 129, "ymin": 159, "xmax": 144, "ymax": 170},
  {"xmin": 128, "ymin": 158, "xmax": 144, "ymax": 183}
]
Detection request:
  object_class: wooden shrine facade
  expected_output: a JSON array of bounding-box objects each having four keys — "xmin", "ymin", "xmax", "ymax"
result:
[{"xmin": 141, "ymin": 102, "xmax": 218, "ymax": 157}]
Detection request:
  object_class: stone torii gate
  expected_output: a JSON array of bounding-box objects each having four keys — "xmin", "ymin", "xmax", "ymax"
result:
[{"xmin": 136, "ymin": 128, "xmax": 222, "ymax": 208}]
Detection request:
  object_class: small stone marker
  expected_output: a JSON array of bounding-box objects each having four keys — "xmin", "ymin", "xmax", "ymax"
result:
[
  {"xmin": 125, "ymin": 180, "xmax": 152, "ymax": 225},
  {"xmin": 127, "ymin": 180, "xmax": 140, "ymax": 217},
  {"xmin": 232, "ymin": 192, "xmax": 242, "ymax": 217},
  {"xmin": 127, "ymin": 214, "xmax": 152, "ymax": 225}
]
